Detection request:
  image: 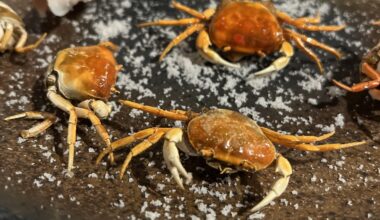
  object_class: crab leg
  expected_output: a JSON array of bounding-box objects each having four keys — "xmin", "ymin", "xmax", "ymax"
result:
[
  {"xmin": 196, "ymin": 29, "xmax": 240, "ymax": 68},
  {"xmin": 263, "ymin": 127, "xmax": 366, "ymax": 151},
  {"xmin": 4, "ymin": 111, "xmax": 56, "ymax": 138},
  {"xmin": 0, "ymin": 23, "xmax": 14, "ymax": 52},
  {"xmin": 361, "ymin": 62, "xmax": 380, "ymax": 80},
  {"xmin": 163, "ymin": 128, "xmax": 192, "ymax": 189},
  {"xmin": 285, "ymin": 29, "xmax": 342, "ymax": 59},
  {"xmin": 293, "ymin": 12, "xmax": 321, "ymax": 24},
  {"xmin": 96, "ymin": 127, "xmax": 171, "ymax": 164},
  {"xmin": 290, "ymin": 142, "xmax": 366, "ymax": 151},
  {"xmin": 138, "ymin": 18, "xmax": 201, "ymax": 27},
  {"xmin": 251, "ymin": 154, "xmax": 292, "ymax": 212},
  {"xmin": 248, "ymin": 41, "xmax": 294, "ymax": 78},
  {"xmin": 276, "ymin": 11, "xmax": 345, "ymax": 32},
  {"xmin": 333, "ymin": 62, "xmax": 380, "ymax": 92},
  {"xmin": 261, "ymin": 127, "xmax": 335, "ymax": 144},
  {"xmin": 119, "ymin": 129, "xmax": 167, "ymax": 179},
  {"xmin": 159, "ymin": 23, "xmax": 205, "ymax": 61},
  {"xmin": 75, "ymin": 107, "xmax": 113, "ymax": 160},
  {"xmin": 286, "ymin": 31, "xmax": 324, "ymax": 73},
  {"xmin": 47, "ymin": 88, "xmax": 77, "ymax": 175},
  {"xmin": 119, "ymin": 100, "xmax": 191, "ymax": 121},
  {"xmin": 14, "ymin": 28, "xmax": 47, "ymax": 53},
  {"xmin": 333, "ymin": 79, "xmax": 380, "ymax": 92},
  {"xmin": 171, "ymin": 1, "xmax": 207, "ymax": 20}
]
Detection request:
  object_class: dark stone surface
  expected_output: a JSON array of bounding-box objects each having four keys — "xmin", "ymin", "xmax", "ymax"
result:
[{"xmin": 0, "ymin": 0, "xmax": 379, "ymax": 219}]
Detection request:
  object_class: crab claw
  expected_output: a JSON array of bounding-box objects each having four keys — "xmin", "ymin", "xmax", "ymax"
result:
[
  {"xmin": 248, "ymin": 41, "xmax": 294, "ymax": 79},
  {"xmin": 163, "ymin": 128, "xmax": 193, "ymax": 189},
  {"xmin": 251, "ymin": 154, "xmax": 292, "ymax": 212},
  {"xmin": 196, "ymin": 30, "xmax": 240, "ymax": 68}
]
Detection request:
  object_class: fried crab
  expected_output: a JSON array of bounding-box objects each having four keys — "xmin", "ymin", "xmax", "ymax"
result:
[
  {"xmin": 96, "ymin": 100, "xmax": 365, "ymax": 212},
  {"xmin": 333, "ymin": 21, "xmax": 380, "ymax": 100},
  {"xmin": 0, "ymin": 1, "xmax": 46, "ymax": 53},
  {"xmin": 139, "ymin": 0, "xmax": 344, "ymax": 78},
  {"xmin": 5, "ymin": 42, "xmax": 121, "ymax": 175}
]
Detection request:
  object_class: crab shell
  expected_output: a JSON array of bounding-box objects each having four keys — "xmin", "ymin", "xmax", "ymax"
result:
[
  {"xmin": 208, "ymin": 0, "xmax": 283, "ymax": 56},
  {"xmin": 187, "ymin": 109, "xmax": 276, "ymax": 171},
  {"xmin": 53, "ymin": 44, "xmax": 118, "ymax": 101}
]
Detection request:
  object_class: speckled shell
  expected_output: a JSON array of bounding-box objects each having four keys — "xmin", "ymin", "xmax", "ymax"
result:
[
  {"xmin": 209, "ymin": 0, "xmax": 283, "ymax": 55},
  {"xmin": 362, "ymin": 42, "xmax": 380, "ymax": 72},
  {"xmin": 187, "ymin": 109, "xmax": 276, "ymax": 171},
  {"xmin": 53, "ymin": 44, "xmax": 118, "ymax": 101},
  {"xmin": 0, "ymin": 2, "xmax": 23, "ymax": 24}
]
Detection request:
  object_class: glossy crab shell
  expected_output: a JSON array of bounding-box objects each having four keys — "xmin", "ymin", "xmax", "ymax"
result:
[
  {"xmin": 53, "ymin": 44, "xmax": 118, "ymax": 101},
  {"xmin": 209, "ymin": 0, "xmax": 283, "ymax": 55},
  {"xmin": 187, "ymin": 109, "xmax": 276, "ymax": 171}
]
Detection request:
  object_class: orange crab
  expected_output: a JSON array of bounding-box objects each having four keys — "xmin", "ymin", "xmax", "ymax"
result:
[
  {"xmin": 333, "ymin": 21, "xmax": 380, "ymax": 99},
  {"xmin": 5, "ymin": 42, "xmax": 122, "ymax": 175},
  {"xmin": 139, "ymin": 0, "xmax": 345, "ymax": 78},
  {"xmin": 96, "ymin": 100, "xmax": 365, "ymax": 212}
]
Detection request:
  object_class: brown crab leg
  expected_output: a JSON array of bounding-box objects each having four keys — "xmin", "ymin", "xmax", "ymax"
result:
[
  {"xmin": 262, "ymin": 127, "xmax": 366, "ymax": 151},
  {"xmin": 96, "ymin": 127, "xmax": 171, "ymax": 164},
  {"xmin": 47, "ymin": 88, "xmax": 78, "ymax": 175},
  {"xmin": 119, "ymin": 100, "xmax": 191, "ymax": 121},
  {"xmin": 260, "ymin": 127, "xmax": 335, "ymax": 144},
  {"xmin": 333, "ymin": 79, "xmax": 380, "ymax": 92},
  {"xmin": 291, "ymin": 33, "xmax": 324, "ymax": 73},
  {"xmin": 361, "ymin": 62, "xmax": 380, "ymax": 80},
  {"xmin": 4, "ymin": 111, "xmax": 57, "ymax": 138},
  {"xmin": 15, "ymin": 31, "xmax": 47, "ymax": 53},
  {"xmin": 119, "ymin": 130, "xmax": 167, "ymax": 179},
  {"xmin": 75, "ymin": 107, "xmax": 113, "ymax": 161},
  {"xmin": 159, "ymin": 23, "xmax": 205, "ymax": 61},
  {"xmin": 293, "ymin": 12, "xmax": 321, "ymax": 24},
  {"xmin": 171, "ymin": 1, "xmax": 207, "ymax": 20},
  {"xmin": 333, "ymin": 62, "xmax": 380, "ymax": 92},
  {"xmin": 284, "ymin": 28, "xmax": 342, "ymax": 59},
  {"xmin": 276, "ymin": 11, "xmax": 345, "ymax": 31},
  {"xmin": 138, "ymin": 18, "xmax": 201, "ymax": 27},
  {"xmin": 290, "ymin": 142, "xmax": 366, "ymax": 152}
]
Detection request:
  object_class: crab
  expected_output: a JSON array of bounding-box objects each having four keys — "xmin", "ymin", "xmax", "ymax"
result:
[
  {"xmin": 333, "ymin": 21, "xmax": 380, "ymax": 100},
  {"xmin": 96, "ymin": 100, "xmax": 365, "ymax": 212},
  {"xmin": 0, "ymin": 1, "xmax": 46, "ymax": 53},
  {"xmin": 138, "ymin": 0, "xmax": 345, "ymax": 78},
  {"xmin": 5, "ymin": 42, "xmax": 122, "ymax": 175}
]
